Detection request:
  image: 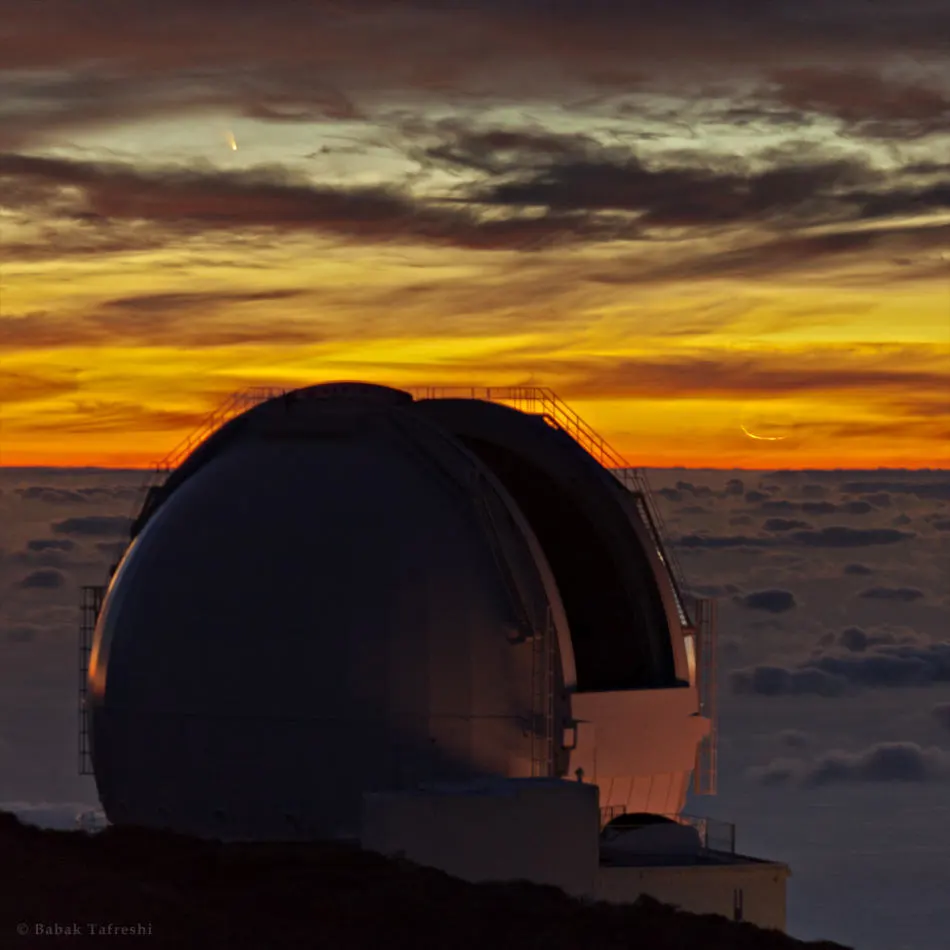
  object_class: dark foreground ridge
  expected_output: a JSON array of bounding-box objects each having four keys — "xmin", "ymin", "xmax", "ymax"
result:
[{"xmin": 1, "ymin": 811, "xmax": 850, "ymax": 949}]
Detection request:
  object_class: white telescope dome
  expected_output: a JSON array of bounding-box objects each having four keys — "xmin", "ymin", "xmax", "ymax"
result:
[{"xmin": 88, "ymin": 383, "xmax": 709, "ymax": 840}]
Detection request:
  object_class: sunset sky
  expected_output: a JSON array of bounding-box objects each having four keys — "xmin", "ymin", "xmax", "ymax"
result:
[{"xmin": 2, "ymin": 0, "xmax": 948, "ymax": 468}]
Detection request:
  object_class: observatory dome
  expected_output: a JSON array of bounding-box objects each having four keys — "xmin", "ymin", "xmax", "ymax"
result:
[{"xmin": 88, "ymin": 383, "xmax": 710, "ymax": 841}]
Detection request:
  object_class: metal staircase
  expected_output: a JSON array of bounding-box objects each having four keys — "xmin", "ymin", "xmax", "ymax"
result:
[{"xmin": 129, "ymin": 386, "xmax": 286, "ymax": 523}]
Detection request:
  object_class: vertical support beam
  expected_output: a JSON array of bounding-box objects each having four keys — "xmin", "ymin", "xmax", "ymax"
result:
[
  {"xmin": 530, "ymin": 606, "xmax": 556, "ymax": 778},
  {"xmin": 693, "ymin": 597, "xmax": 718, "ymax": 795}
]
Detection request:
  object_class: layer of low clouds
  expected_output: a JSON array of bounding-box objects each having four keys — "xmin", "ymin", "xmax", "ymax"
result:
[
  {"xmin": 749, "ymin": 742, "xmax": 950, "ymax": 786},
  {"xmin": 1, "ymin": 459, "xmax": 947, "ymax": 950}
]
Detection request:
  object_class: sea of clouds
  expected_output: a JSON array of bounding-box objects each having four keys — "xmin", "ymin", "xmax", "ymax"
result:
[{"xmin": 1, "ymin": 466, "xmax": 948, "ymax": 949}]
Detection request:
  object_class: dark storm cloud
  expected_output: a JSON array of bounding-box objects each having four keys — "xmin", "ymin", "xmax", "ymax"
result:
[
  {"xmin": 75, "ymin": 486, "xmax": 143, "ymax": 502},
  {"xmin": 12, "ymin": 547, "xmax": 72, "ymax": 569},
  {"xmin": 4, "ymin": 132, "xmax": 950, "ymax": 270},
  {"xmin": 17, "ymin": 568, "xmax": 66, "ymax": 590},
  {"xmin": 750, "ymin": 742, "xmax": 950, "ymax": 786},
  {"xmin": 4, "ymin": 1, "xmax": 949, "ymax": 110},
  {"xmin": 674, "ymin": 534, "xmax": 774, "ymax": 550},
  {"xmin": 804, "ymin": 743, "xmax": 950, "ymax": 784},
  {"xmin": 25, "ymin": 539, "xmax": 75, "ymax": 552},
  {"xmin": 789, "ymin": 526, "xmax": 915, "ymax": 547},
  {"xmin": 859, "ymin": 586, "xmax": 926, "ymax": 602},
  {"xmin": 737, "ymin": 589, "xmax": 797, "ymax": 613},
  {"xmin": 803, "ymin": 502, "xmax": 843, "ymax": 515},
  {"xmin": 837, "ymin": 626, "xmax": 905, "ymax": 652},
  {"xmin": 0, "ymin": 152, "xmax": 639, "ymax": 254},
  {"xmin": 763, "ymin": 518, "xmax": 810, "ymax": 532},
  {"xmin": 471, "ymin": 153, "xmax": 885, "ymax": 227},
  {"xmin": 440, "ymin": 128, "xmax": 950, "ymax": 237},
  {"xmin": 101, "ymin": 290, "xmax": 309, "ymax": 313},
  {"xmin": 14, "ymin": 487, "xmax": 88, "ymax": 504},
  {"xmin": 1, "ymin": 295, "xmax": 327, "ymax": 352},
  {"xmin": 839, "ymin": 480, "xmax": 950, "ymax": 501},
  {"xmin": 674, "ymin": 481, "xmax": 714, "ymax": 498},
  {"xmin": 737, "ymin": 641, "xmax": 950, "ymax": 696},
  {"xmin": 674, "ymin": 524, "xmax": 919, "ymax": 551},
  {"xmin": 731, "ymin": 665, "xmax": 846, "ymax": 697},
  {"xmin": 759, "ymin": 500, "xmax": 872, "ymax": 515},
  {"xmin": 758, "ymin": 500, "xmax": 800, "ymax": 513},
  {"xmin": 50, "ymin": 516, "xmax": 132, "ymax": 537}
]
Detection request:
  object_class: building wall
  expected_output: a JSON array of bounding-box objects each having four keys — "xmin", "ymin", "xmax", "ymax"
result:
[
  {"xmin": 361, "ymin": 779, "xmax": 600, "ymax": 898},
  {"xmin": 596, "ymin": 861, "xmax": 789, "ymax": 932},
  {"xmin": 568, "ymin": 688, "xmax": 710, "ymax": 815}
]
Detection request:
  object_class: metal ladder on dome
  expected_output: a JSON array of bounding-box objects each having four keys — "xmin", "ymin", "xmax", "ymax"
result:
[
  {"xmin": 467, "ymin": 472, "xmax": 556, "ymax": 780},
  {"xmin": 530, "ymin": 604, "xmax": 556, "ymax": 778},
  {"xmin": 78, "ymin": 584, "xmax": 106, "ymax": 776},
  {"xmin": 692, "ymin": 596, "xmax": 718, "ymax": 795}
]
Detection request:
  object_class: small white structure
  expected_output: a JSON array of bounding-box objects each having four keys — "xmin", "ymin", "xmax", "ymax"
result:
[
  {"xmin": 597, "ymin": 851, "xmax": 789, "ymax": 932},
  {"xmin": 361, "ymin": 779, "xmax": 789, "ymax": 931},
  {"xmin": 78, "ymin": 383, "xmax": 787, "ymax": 930}
]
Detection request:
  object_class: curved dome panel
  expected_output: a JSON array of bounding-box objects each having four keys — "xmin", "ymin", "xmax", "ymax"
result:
[
  {"xmin": 89, "ymin": 395, "xmax": 563, "ymax": 840},
  {"xmin": 412, "ymin": 398, "xmax": 679, "ymax": 691},
  {"xmin": 88, "ymin": 383, "xmax": 706, "ymax": 841}
]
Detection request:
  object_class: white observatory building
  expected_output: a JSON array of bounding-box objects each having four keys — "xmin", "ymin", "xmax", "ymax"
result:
[{"xmin": 79, "ymin": 383, "xmax": 788, "ymax": 930}]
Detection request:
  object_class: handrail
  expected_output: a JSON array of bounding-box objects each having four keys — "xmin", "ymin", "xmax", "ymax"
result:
[
  {"xmin": 405, "ymin": 387, "xmax": 692, "ymax": 628},
  {"xmin": 600, "ymin": 809, "xmax": 735, "ymax": 853}
]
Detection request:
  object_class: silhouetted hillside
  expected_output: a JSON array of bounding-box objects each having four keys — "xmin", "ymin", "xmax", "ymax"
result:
[{"xmin": 1, "ymin": 811, "xmax": 850, "ymax": 949}]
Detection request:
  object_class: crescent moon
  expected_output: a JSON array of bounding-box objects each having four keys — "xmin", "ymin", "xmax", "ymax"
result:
[{"xmin": 740, "ymin": 424, "xmax": 788, "ymax": 442}]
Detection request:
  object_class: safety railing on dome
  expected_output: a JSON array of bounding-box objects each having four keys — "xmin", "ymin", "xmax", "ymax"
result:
[
  {"xmin": 126, "ymin": 384, "xmax": 693, "ymax": 632},
  {"xmin": 405, "ymin": 387, "xmax": 693, "ymax": 630},
  {"xmin": 127, "ymin": 387, "xmax": 287, "ymax": 526}
]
